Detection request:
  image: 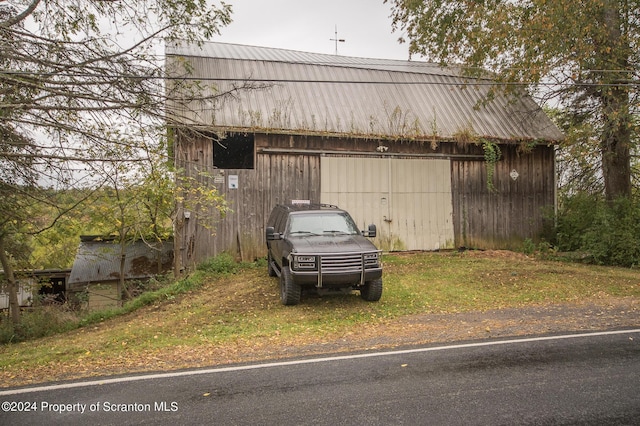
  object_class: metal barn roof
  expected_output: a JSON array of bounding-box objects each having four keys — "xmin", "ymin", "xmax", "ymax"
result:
[
  {"xmin": 68, "ymin": 239, "xmax": 173, "ymax": 286},
  {"xmin": 165, "ymin": 42, "xmax": 563, "ymax": 142}
]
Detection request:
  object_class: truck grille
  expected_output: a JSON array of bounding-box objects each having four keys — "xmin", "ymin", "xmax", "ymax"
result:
[
  {"xmin": 291, "ymin": 251, "xmax": 381, "ymax": 288},
  {"xmin": 318, "ymin": 251, "xmax": 380, "ymax": 273},
  {"xmin": 320, "ymin": 253, "xmax": 365, "ymax": 273}
]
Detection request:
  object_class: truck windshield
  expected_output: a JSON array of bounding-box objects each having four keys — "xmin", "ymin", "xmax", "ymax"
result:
[{"xmin": 287, "ymin": 212, "xmax": 359, "ymax": 236}]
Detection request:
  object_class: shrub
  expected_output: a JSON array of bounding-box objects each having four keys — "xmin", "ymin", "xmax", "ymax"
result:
[
  {"xmin": 555, "ymin": 192, "xmax": 600, "ymax": 251},
  {"xmin": 0, "ymin": 318, "xmax": 15, "ymax": 344},
  {"xmin": 556, "ymin": 194, "xmax": 640, "ymax": 267},
  {"xmin": 196, "ymin": 252, "xmax": 239, "ymax": 274},
  {"xmin": 0, "ymin": 307, "xmax": 78, "ymax": 344}
]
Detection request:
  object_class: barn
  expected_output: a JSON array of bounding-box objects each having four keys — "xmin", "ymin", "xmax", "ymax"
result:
[{"xmin": 165, "ymin": 42, "xmax": 563, "ymax": 271}]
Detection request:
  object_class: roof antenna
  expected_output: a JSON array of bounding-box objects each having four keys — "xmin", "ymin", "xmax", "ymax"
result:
[{"xmin": 330, "ymin": 25, "xmax": 345, "ymax": 55}]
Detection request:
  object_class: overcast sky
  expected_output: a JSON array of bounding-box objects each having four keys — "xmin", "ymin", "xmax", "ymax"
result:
[{"xmin": 214, "ymin": 0, "xmax": 414, "ymax": 60}]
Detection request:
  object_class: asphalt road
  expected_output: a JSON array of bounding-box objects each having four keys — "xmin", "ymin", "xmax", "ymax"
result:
[{"xmin": 1, "ymin": 329, "xmax": 639, "ymax": 425}]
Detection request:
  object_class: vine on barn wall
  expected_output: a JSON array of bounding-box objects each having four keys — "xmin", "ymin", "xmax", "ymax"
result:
[
  {"xmin": 453, "ymin": 125, "xmax": 503, "ymax": 192},
  {"xmin": 481, "ymin": 139, "xmax": 502, "ymax": 192}
]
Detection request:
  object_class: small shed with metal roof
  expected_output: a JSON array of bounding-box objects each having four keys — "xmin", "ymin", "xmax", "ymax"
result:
[
  {"xmin": 165, "ymin": 42, "xmax": 563, "ymax": 269},
  {"xmin": 68, "ymin": 237, "xmax": 173, "ymax": 310}
]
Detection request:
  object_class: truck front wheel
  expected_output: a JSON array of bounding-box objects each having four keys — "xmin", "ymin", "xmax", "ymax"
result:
[
  {"xmin": 280, "ymin": 266, "xmax": 301, "ymax": 305},
  {"xmin": 360, "ymin": 278, "xmax": 383, "ymax": 302}
]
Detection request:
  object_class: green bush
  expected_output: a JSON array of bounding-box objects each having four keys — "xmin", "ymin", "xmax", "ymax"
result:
[
  {"xmin": 196, "ymin": 252, "xmax": 239, "ymax": 274},
  {"xmin": 555, "ymin": 193, "xmax": 599, "ymax": 251},
  {"xmin": 0, "ymin": 318, "xmax": 15, "ymax": 344},
  {"xmin": 0, "ymin": 307, "xmax": 78, "ymax": 344},
  {"xmin": 556, "ymin": 194, "xmax": 640, "ymax": 267}
]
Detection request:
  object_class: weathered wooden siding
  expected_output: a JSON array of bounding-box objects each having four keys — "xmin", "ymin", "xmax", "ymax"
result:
[
  {"xmin": 87, "ymin": 283, "xmax": 119, "ymax": 311},
  {"xmin": 451, "ymin": 144, "xmax": 556, "ymax": 249},
  {"xmin": 174, "ymin": 130, "xmax": 556, "ymax": 270},
  {"xmin": 174, "ymin": 132, "xmax": 320, "ymax": 269}
]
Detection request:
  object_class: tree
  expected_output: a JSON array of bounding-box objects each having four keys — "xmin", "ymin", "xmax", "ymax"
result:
[
  {"xmin": 386, "ymin": 0, "xmax": 639, "ymax": 200},
  {"xmin": 82, "ymin": 138, "xmax": 176, "ymax": 302},
  {"xmin": 0, "ymin": 0, "xmax": 233, "ymax": 326}
]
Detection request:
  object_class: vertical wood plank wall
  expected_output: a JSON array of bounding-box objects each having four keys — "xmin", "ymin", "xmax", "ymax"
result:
[
  {"xmin": 174, "ymin": 132, "xmax": 321, "ymax": 268},
  {"xmin": 451, "ymin": 144, "xmax": 556, "ymax": 249},
  {"xmin": 174, "ymin": 131, "xmax": 556, "ymax": 269}
]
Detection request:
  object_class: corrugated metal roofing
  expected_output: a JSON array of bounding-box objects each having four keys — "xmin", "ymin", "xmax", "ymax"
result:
[
  {"xmin": 68, "ymin": 240, "xmax": 173, "ymax": 285},
  {"xmin": 165, "ymin": 42, "xmax": 563, "ymax": 142},
  {"xmin": 166, "ymin": 41, "xmax": 454, "ymax": 75}
]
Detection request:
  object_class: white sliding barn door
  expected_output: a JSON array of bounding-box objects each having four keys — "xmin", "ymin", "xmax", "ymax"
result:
[{"xmin": 321, "ymin": 157, "xmax": 454, "ymax": 251}]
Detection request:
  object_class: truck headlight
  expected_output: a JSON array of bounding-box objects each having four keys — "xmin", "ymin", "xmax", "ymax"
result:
[
  {"xmin": 296, "ymin": 256, "xmax": 315, "ymax": 262},
  {"xmin": 364, "ymin": 252, "xmax": 379, "ymax": 267},
  {"xmin": 293, "ymin": 255, "xmax": 316, "ymax": 270}
]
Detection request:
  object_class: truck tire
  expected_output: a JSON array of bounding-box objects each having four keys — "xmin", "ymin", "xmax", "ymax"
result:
[
  {"xmin": 280, "ymin": 266, "xmax": 301, "ymax": 305},
  {"xmin": 360, "ymin": 278, "xmax": 383, "ymax": 301}
]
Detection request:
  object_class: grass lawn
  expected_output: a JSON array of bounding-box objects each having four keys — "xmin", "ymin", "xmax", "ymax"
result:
[{"xmin": 1, "ymin": 251, "xmax": 638, "ymax": 387}]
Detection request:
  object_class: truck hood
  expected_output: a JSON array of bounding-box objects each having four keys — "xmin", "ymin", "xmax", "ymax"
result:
[{"xmin": 289, "ymin": 235, "xmax": 378, "ymax": 254}]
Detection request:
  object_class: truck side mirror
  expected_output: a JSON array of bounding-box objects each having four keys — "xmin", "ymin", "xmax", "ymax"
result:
[
  {"xmin": 363, "ymin": 224, "xmax": 376, "ymax": 238},
  {"xmin": 266, "ymin": 226, "xmax": 281, "ymax": 241}
]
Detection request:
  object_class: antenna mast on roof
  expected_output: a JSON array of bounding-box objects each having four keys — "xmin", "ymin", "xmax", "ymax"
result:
[{"xmin": 330, "ymin": 25, "xmax": 345, "ymax": 55}]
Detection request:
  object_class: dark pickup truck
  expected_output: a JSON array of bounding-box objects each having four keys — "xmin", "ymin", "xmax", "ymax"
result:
[{"xmin": 265, "ymin": 203, "xmax": 383, "ymax": 305}]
